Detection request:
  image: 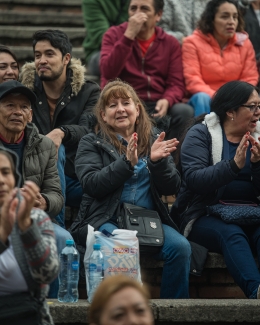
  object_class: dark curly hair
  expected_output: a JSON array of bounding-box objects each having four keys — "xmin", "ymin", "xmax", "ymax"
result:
[
  {"xmin": 32, "ymin": 29, "xmax": 72, "ymax": 59},
  {"xmin": 197, "ymin": 0, "xmax": 244, "ymax": 34},
  {"xmin": 153, "ymin": 0, "xmax": 164, "ymax": 13}
]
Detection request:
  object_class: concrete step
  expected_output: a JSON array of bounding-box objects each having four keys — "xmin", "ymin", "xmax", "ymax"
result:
[
  {"xmin": 0, "ymin": 0, "xmax": 81, "ymax": 5},
  {"xmin": 141, "ymin": 252, "xmax": 227, "ymax": 269},
  {"xmin": 8, "ymin": 45, "xmax": 85, "ymax": 62},
  {"xmin": 48, "ymin": 299, "xmax": 260, "ymax": 324},
  {"xmin": 140, "ymin": 253, "xmax": 257, "ymax": 299},
  {"xmin": 0, "ymin": 10, "xmax": 84, "ymax": 26},
  {"xmin": 0, "ymin": 26, "xmax": 85, "ymax": 40}
]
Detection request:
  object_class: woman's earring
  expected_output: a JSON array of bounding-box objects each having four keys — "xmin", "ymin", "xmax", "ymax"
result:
[{"xmin": 231, "ymin": 117, "xmax": 234, "ymax": 121}]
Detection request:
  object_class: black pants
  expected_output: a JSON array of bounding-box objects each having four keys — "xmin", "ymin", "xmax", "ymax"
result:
[{"xmin": 144, "ymin": 101, "xmax": 194, "ymax": 140}]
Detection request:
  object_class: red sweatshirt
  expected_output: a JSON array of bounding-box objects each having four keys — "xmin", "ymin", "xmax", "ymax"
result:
[{"xmin": 100, "ymin": 22, "xmax": 185, "ymax": 107}]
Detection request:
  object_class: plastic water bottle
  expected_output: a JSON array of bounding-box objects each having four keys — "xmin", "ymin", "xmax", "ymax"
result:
[
  {"xmin": 58, "ymin": 239, "xmax": 79, "ymax": 303},
  {"xmin": 88, "ymin": 243, "xmax": 104, "ymax": 302}
]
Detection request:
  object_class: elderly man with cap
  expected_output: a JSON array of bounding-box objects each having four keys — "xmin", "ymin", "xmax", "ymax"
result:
[{"xmin": 0, "ymin": 80, "xmax": 72, "ymax": 297}]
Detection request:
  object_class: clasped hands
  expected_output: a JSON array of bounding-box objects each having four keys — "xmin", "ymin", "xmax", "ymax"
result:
[
  {"xmin": 126, "ymin": 132, "xmax": 179, "ymax": 167},
  {"xmin": 234, "ymin": 132, "xmax": 260, "ymax": 169},
  {"xmin": 0, "ymin": 181, "xmax": 40, "ymax": 244}
]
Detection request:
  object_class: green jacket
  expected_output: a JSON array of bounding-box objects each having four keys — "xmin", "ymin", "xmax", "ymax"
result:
[
  {"xmin": 82, "ymin": 0, "xmax": 129, "ymax": 62},
  {"xmin": 0, "ymin": 123, "xmax": 63, "ymax": 220}
]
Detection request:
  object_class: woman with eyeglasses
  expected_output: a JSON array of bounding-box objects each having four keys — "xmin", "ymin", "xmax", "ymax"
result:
[{"xmin": 171, "ymin": 80, "xmax": 260, "ymax": 299}]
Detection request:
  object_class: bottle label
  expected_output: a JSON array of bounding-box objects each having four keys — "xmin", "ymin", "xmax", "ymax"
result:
[
  {"xmin": 89, "ymin": 263, "xmax": 97, "ymax": 272},
  {"xmin": 71, "ymin": 261, "xmax": 79, "ymax": 270},
  {"xmin": 89, "ymin": 263, "xmax": 103, "ymax": 272}
]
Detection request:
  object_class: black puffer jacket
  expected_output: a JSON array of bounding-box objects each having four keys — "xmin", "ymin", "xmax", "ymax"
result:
[
  {"xmin": 19, "ymin": 58, "xmax": 100, "ymax": 178},
  {"xmin": 70, "ymin": 129, "xmax": 181, "ymax": 247}
]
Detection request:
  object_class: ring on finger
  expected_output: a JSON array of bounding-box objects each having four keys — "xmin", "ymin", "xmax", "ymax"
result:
[{"xmin": 164, "ymin": 148, "xmax": 168, "ymax": 152}]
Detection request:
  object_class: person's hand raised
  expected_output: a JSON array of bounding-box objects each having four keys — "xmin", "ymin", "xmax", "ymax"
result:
[
  {"xmin": 16, "ymin": 181, "xmax": 39, "ymax": 232},
  {"xmin": 124, "ymin": 12, "xmax": 148, "ymax": 40},
  {"xmin": 150, "ymin": 132, "xmax": 179, "ymax": 162},
  {"xmin": 234, "ymin": 132, "xmax": 250, "ymax": 169},
  {"xmin": 248, "ymin": 134, "xmax": 260, "ymax": 163},
  {"xmin": 0, "ymin": 189, "xmax": 17, "ymax": 244},
  {"xmin": 126, "ymin": 132, "xmax": 138, "ymax": 167}
]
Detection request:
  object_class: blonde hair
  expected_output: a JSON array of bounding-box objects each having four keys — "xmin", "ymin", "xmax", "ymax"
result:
[
  {"xmin": 94, "ymin": 79, "xmax": 154, "ymax": 157},
  {"xmin": 89, "ymin": 275, "xmax": 151, "ymax": 325}
]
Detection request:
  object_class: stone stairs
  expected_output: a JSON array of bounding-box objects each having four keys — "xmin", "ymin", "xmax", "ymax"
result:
[
  {"xmin": 49, "ymin": 299, "xmax": 260, "ymax": 324},
  {"xmin": 0, "ymin": 0, "xmax": 85, "ymax": 64}
]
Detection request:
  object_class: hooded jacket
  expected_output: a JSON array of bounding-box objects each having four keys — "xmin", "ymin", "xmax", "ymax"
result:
[
  {"xmin": 182, "ymin": 30, "xmax": 259, "ymax": 97},
  {"xmin": 19, "ymin": 58, "xmax": 100, "ymax": 178},
  {"xmin": 0, "ymin": 123, "xmax": 63, "ymax": 220},
  {"xmin": 100, "ymin": 22, "xmax": 185, "ymax": 106},
  {"xmin": 0, "ymin": 147, "xmax": 59, "ymax": 325},
  {"xmin": 171, "ymin": 113, "xmax": 260, "ymax": 237}
]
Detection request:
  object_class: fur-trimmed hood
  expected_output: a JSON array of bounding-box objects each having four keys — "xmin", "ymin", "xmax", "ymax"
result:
[
  {"xmin": 203, "ymin": 112, "xmax": 260, "ymax": 165},
  {"xmin": 19, "ymin": 58, "xmax": 87, "ymax": 96}
]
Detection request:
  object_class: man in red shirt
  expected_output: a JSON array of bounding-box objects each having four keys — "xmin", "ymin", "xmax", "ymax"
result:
[{"xmin": 100, "ymin": 0, "xmax": 193, "ymax": 140}]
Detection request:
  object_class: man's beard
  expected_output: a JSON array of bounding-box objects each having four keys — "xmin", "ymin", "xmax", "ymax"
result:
[{"xmin": 38, "ymin": 66, "xmax": 64, "ymax": 81}]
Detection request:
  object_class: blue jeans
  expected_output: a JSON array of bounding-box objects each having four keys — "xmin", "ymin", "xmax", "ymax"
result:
[
  {"xmin": 65, "ymin": 175, "xmax": 83, "ymax": 208},
  {"xmin": 188, "ymin": 215, "xmax": 260, "ymax": 299},
  {"xmin": 99, "ymin": 223, "xmax": 191, "ymax": 298},
  {"xmin": 57, "ymin": 144, "xmax": 83, "ymax": 213},
  {"xmin": 48, "ymin": 223, "xmax": 74, "ymax": 298},
  {"xmin": 188, "ymin": 92, "xmax": 211, "ymax": 116}
]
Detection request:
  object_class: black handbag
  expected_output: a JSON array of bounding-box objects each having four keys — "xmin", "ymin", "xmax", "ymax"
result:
[
  {"xmin": 207, "ymin": 200, "xmax": 260, "ymax": 225},
  {"xmin": 117, "ymin": 203, "xmax": 164, "ymax": 254},
  {"xmin": 0, "ymin": 292, "xmax": 41, "ymax": 325}
]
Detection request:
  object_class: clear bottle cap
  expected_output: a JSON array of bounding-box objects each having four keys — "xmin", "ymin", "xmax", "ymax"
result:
[
  {"xmin": 93, "ymin": 243, "xmax": 101, "ymax": 250},
  {"xmin": 66, "ymin": 239, "xmax": 74, "ymax": 245}
]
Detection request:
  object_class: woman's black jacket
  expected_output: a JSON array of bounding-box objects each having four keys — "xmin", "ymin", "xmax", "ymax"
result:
[{"xmin": 70, "ymin": 130, "xmax": 181, "ymax": 248}]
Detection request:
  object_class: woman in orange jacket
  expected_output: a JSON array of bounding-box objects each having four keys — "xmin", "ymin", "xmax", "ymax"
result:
[{"xmin": 182, "ymin": 0, "xmax": 259, "ymax": 116}]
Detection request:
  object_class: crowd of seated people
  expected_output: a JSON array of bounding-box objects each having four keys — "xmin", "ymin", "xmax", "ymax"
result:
[{"xmin": 0, "ymin": 0, "xmax": 260, "ymax": 307}]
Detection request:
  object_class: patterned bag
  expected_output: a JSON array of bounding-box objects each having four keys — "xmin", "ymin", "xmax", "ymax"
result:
[{"xmin": 207, "ymin": 200, "xmax": 260, "ymax": 225}]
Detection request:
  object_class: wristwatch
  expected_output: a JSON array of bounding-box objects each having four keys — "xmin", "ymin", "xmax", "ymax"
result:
[{"xmin": 59, "ymin": 126, "xmax": 67, "ymax": 136}]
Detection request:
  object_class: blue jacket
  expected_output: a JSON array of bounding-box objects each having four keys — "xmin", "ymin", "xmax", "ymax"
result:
[{"xmin": 171, "ymin": 113, "xmax": 260, "ymax": 236}]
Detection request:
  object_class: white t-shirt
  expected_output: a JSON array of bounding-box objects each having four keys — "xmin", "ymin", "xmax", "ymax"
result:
[{"xmin": 0, "ymin": 237, "xmax": 28, "ymax": 296}]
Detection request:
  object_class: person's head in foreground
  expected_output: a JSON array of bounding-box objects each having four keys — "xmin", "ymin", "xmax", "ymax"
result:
[
  {"xmin": 89, "ymin": 275, "xmax": 154, "ymax": 325},
  {"xmin": 211, "ymin": 80, "xmax": 260, "ymax": 134},
  {"xmin": 0, "ymin": 45, "xmax": 19, "ymax": 84},
  {"xmin": 198, "ymin": 0, "xmax": 244, "ymax": 42}
]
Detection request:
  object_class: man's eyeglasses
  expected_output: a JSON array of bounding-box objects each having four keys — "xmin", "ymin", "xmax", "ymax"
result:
[{"xmin": 241, "ymin": 104, "xmax": 260, "ymax": 113}]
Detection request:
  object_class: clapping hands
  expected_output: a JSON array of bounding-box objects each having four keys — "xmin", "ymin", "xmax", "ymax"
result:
[{"xmin": 150, "ymin": 132, "xmax": 179, "ymax": 162}]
